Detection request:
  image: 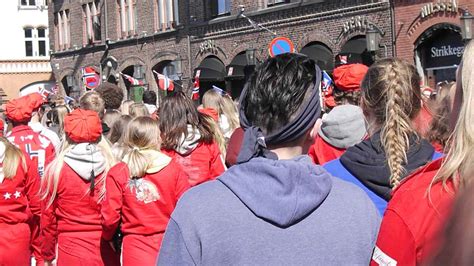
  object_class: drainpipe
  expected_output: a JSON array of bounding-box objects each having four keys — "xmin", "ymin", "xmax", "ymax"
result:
[
  {"xmin": 104, "ymin": 0, "xmax": 108, "ymax": 41},
  {"xmin": 390, "ymin": 0, "xmax": 396, "ymax": 57},
  {"xmin": 187, "ymin": 35, "xmax": 193, "ymax": 86}
]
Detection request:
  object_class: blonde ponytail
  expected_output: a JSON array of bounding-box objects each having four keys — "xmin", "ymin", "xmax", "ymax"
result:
[{"xmin": 361, "ymin": 58, "xmax": 422, "ymax": 187}]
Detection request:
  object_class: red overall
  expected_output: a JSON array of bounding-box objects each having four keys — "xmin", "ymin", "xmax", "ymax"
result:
[
  {"xmin": 0, "ymin": 156, "xmax": 41, "ymax": 265},
  {"xmin": 102, "ymin": 160, "xmax": 190, "ymax": 265},
  {"xmin": 162, "ymin": 142, "xmax": 225, "ymax": 186},
  {"xmin": 41, "ymin": 164, "xmax": 120, "ymax": 265}
]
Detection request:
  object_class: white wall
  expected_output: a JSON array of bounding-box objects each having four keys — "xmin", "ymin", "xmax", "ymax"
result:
[{"xmin": 0, "ymin": 0, "xmax": 49, "ymax": 60}]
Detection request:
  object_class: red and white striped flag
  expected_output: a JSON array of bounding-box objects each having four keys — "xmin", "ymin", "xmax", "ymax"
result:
[
  {"xmin": 153, "ymin": 71, "xmax": 175, "ymax": 92},
  {"xmin": 120, "ymin": 72, "xmax": 144, "ymax": 86},
  {"xmin": 192, "ymin": 76, "xmax": 200, "ymax": 101}
]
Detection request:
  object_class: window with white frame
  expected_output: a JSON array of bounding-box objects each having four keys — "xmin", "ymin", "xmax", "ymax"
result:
[
  {"xmin": 117, "ymin": 0, "xmax": 137, "ymax": 38},
  {"xmin": 20, "ymin": 0, "xmax": 36, "ymax": 6},
  {"xmin": 210, "ymin": 0, "xmax": 231, "ymax": 17},
  {"xmin": 24, "ymin": 27, "xmax": 48, "ymax": 57},
  {"xmin": 83, "ymin": 1, "xmax": 101, "ymax": 44},
  {"xmin": 155, "ymin": 0, "xmax": 179, "ymax": 31},
  {"xmin": 267, "ymin": 0, "xmax": 289, "ymax": 6},
  {"xmin": 54, "ymin": 10, "xmax": 71, "ymax": 50}
]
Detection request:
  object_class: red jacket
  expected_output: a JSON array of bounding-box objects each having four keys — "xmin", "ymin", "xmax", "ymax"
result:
[
  {"xmin": 0, "ymin": 155, "xmax": 41, "ymax": 224},
  {"xmin": 308, "ymin": 135, "xmax": 345, "ymax": 165},
  {"xmin": 101, "ymin": 159, "xmax": 190, "ymax": 240},
  {"xmin": 41, "ymin": 164, "xmax": 106, "ymax": 261},
  {"xmin": 371, "ymin": 158, "xmax": 455, "ymax": 266},
  {"xmin": 7, "ymin": 125, "xmax": 55, "ymax": 178},
  {"xmin": 162, "ymin": 142, "xmax": 225, "ymax": 186}
]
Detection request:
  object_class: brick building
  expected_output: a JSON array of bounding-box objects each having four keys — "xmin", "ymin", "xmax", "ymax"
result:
[
  {"xmin": 393, "ymin": 0, "xmax": 474, "ymax": 88},
  {"xmin": 49, "ymin": 0, "xmax": 393, "ymax": 100}
]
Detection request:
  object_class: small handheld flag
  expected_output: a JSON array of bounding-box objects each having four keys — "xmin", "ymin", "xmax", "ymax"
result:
[
  {"xmin": 152, "ymin": 70, "xmax": 175, "ymax": 92},
  {"xmin": 192, "ymin": 76, "xmax": 200, "ymax": 101},
  {"xmin": 120, "ymin": 72, "xmax": 144, "ymax": 86},
  {"xmin": 82, "ymin": 67, "xmax": 100, "ymax": 90}
]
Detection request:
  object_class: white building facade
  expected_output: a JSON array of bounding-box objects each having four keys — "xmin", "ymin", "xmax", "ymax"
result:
[{"xmin": 0, "ymin": 0, "xmax": 53, "ymax": 103}]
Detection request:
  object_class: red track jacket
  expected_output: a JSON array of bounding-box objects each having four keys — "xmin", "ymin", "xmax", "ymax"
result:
[
  {"xmin": 308, "ymin": 135, "xmax": 346, "ymax": 165},
  {"xmin": 101, "ymin": 159, "xmax": 190, "ymax": 240},
  {"xmin": 7, "ymin": 125, "xmax": 55, "ymax": 178},
  {"xmin": 371, "ymin": 158, "xmax": 455, "ymax": 266},
  {"xmin": 162, "ymin": 142, "xmax": 225, "ymax": 186}
]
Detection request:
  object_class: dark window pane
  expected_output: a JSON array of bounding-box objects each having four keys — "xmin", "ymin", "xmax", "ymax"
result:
[
  {"xmin": 38, "ymin": 28, "xmax": 45, "ymax": 37},
  {"xmin": 21, "ymin": 0, "xmax": 27, "ymax": 5},
  {"xmin": 25, "ymin": 41, "xmax": 33, "ymax": 56},
  {"xmin": 39, "ymin": 41, "xmax": 46, "ymax": 56},
  {"xmin": 24, "ymin": 28, "xmax": 32, "ymax": 38},
  {"xmin": 29, "ymin": 0, "xmax": 35, "ymax": 5}
]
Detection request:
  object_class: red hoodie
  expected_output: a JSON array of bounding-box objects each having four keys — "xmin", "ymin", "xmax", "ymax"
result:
[
  {"xmin": 371, "ymin": 158, "xmax": 455, "ymax": 266},
  {"xmin": 102, "ymin": 157, "xmax": 190, "ymax": 240},
  {"xmin": 162, "ymin": 142, "xmax": 225, "ymax": 186},
  {"xmin": 7, "ymin": 125, "xmax": 55, "ymax": 178},
  {"xmin": 308, "ymin": 135, "xmax": 346, "ymax": 165}
]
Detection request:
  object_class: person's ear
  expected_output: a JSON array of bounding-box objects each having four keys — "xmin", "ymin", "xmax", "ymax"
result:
[{"xmin": 309, "ymin": 118, "xmax": 322, "ymax": 140}]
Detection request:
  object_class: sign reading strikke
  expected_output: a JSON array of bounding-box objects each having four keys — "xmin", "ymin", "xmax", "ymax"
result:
[{"xmin": 431, "ymin": 45, "xmax": 464, "ymax": 58}]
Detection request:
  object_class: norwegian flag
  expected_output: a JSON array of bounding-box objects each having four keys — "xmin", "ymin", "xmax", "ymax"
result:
[
  {"xmin": 339, "ymin": 55, "xmax": 348, "ymax": 65},
  {"xmin": 120, "ymin": 72, "xmax": 144, "ymax": 86},
  {"xmin": 82, "ymin": 67, "xmax": 100, "ymax": 90},
  {"xmin": 153, "ymin": 70, "xmax": 175, "ymax": 92},
  {"xmin": 192, "ymin": 76, "xmax": 200, "ymax": 101},
  {"xmin": 321, "ymin": 71, "xmax": 333, "ymax": 92},
  {"xmin": 39, "ymin": 87, "xmax": 53, "ymax": 99}
]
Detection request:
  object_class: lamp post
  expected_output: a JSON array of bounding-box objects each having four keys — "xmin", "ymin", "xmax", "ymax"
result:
[
  {"xmin": 246, "ymin": 48, "xmax": 257, "ymax": 66},
  {"xmin": 461, "ymin": 11, "xmax": 473, "ymax": 42},
  {"xmin": 174, "ymin": 56, "xmax": 183, "ymax": 80},
  {"xmin": 366, "ymin": 27, "xmax": 379, "ymax": 53}
]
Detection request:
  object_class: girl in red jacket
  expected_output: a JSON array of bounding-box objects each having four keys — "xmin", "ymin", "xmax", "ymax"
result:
[
  {"xmin": 0, "ymin": 137, "xmax": 41, "ymax": 265},
  {"xmin": 40, "ymin": 109, "xmax": 119, "ymax": 266},
  {"xmin": 159, "ymin": 92, "xmax": 226, "ymax": 186},
  {"xmin": 101, "ymin": 116, "xmax": 190, "ymax": 265},
  {"xmin": 371, "ymin": 42, "xmax": 474, "ymax": 265}
]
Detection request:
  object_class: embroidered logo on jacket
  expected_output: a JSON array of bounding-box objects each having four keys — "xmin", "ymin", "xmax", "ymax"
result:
[{"xmin": 128, "ymin": 179, "xmax": 160, "ymax": 204}]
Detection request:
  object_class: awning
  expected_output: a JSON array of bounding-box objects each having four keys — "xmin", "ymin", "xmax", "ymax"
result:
[
  {"xmin": 194, "ymin": 57, "xmax": 226, "ymax": 81},
  {"xmin": 300, "ymin": 43, "xmax": 334, "ymax": 71},
  {"xmin": 226, "ymin": 53, "xmax": 247, "ymax": 79}
]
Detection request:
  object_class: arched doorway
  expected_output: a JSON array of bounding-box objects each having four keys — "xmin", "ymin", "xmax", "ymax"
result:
[
  {"xmin": 339, "ymin": 36, "xmax": 373, "ymax": 66},
  {"xmin": 226, "ymin": 51, "xmax": 249, "ymax": 99},
  {"xmin": 415, "ymin": 23, "xmax": 462, "ymax": 86},
  {"xmin": 194, "ymin": 56, "xmax": 226, "ymax": 101},
  {"xmin": 300, "ymin": 42, "xmax": 334, "ymax": 71}
]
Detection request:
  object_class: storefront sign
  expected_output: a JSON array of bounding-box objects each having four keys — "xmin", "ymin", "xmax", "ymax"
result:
[
  {"xmin": 420, "ymin": 1, "xmax": 458, "ymax": 19},
  {"xmin": 421, "ymin": 31, "xmax": 463, "ymax": 69},
  {"xmin": 431, "ymin": 45, "xmax": 464, "ymax": 58},
  {"xmin": 342, "ymin": 16, "xmax": 370, "ymax": 35}
]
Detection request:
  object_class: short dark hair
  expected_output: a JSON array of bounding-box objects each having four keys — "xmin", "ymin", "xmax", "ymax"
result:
[
  {"xmin": 243, "ymin": 53, "xmax": 316, "ymax": 135},
  {"xmin": 95, "ymin": 82, "xmax": 124, "ymax": 110},
  {"xmin": 143, "ymin": 90, "xmax": 157, "ymax": 105}
]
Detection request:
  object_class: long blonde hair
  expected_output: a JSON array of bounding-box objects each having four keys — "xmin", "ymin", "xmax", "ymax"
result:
[
  {"xmin": 202, "ymin": 90, "xmax": 239, "ymax": 132},
  {"xmin": 40, "ymin": 136, "xmax": 116, "ymax": 208},
  {"xmin": 0, "ymin": 137, "xmax": 26, "ymax": 179},
  {"xmin": 361, "ymin": 58, "xmax": 422, "ymax": 187},
  {"xmin": 200, "ymin": 113, "xmax": 226, "ymax": 157},
  {"xmin": 123, "ymin": 117, "xmax": 161, "ymax": 178},
  {"xmin": 433, "ymin": 41, "xmax": 474, "ymax": 188}
]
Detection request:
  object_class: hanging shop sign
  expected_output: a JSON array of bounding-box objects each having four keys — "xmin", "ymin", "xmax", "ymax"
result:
[
  {"xmin": 198, "ymin": 40, "xmax": 219, "ymax": 56},
  {"xmin": 421, "ymin": 31, "xmax": 464, "ymax": 69},
  {"xmin": 268, "ymin": 37, "xmax": 295, "ymax": 57},
  {"xmin": 420, "ymin": 1, "xmax": 458, "ymax": 19}
]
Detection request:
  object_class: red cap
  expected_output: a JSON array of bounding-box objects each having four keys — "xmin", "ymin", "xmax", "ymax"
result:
[
  {"xmin": 6, "ymin": 93, "xmax": 44, "ymax": 123},
  {"xmin": 64, "ymin": 109, "xmax": 102, "ymax": 143},
  {"xmin": 199, "ymin": 108, "xmax": 219, "ymax": 122},
  {"xmin": 333, "ymin": 63, "xmax": 369, "ymax": 92}
]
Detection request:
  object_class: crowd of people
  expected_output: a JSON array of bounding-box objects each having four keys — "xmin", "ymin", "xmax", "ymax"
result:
[{"xmin": 0, "ymin": 41, "xmax": 473, "ymax": 266}]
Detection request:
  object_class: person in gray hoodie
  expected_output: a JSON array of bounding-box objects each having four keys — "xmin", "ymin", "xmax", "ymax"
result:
[{"xmin": 158, "ymin": 53, "xmax": 380, "ymax": 265}]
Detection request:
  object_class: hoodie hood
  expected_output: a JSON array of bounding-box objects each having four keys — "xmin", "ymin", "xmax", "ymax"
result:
[
  {"xmin": 0, "ymin": 142, "xmax": 5, "ymax": 183},
  {"xmin": 175, "ymin": 125, "xmax": 201, "ymax": 155},
  {"xmin": 219, "ymin": 156, "xmax": 332, "ymax": 228},
  {"xmin": 64, "ymin": 143, "xmax": 106, "ymax": 181},
  {"xmin": 340, "ymin": 132, "xmax": 435, "ymax": 200},
  {"xmin": 318, "ymin": 105, "xmax": 367, "ymax": 149}
]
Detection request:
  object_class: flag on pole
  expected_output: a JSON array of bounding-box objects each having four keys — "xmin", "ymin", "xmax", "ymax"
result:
[
  {"xmin": 120, "ymin": 72, "xmax": 144, "ymax": 86},
  {"xmin": 82, "ymin": 67, "xmax": 100, "ymax": 90},
  {"xmin": 39, "ymin": 86, "xmax": 53, "ymax": 99},
  {"xmin": 153, "ymin": 70, "xmax": 175, "ymax": 92},
  {"xmin": 192, "ymin": 71, "xmax": 201, "ymax": 101}
]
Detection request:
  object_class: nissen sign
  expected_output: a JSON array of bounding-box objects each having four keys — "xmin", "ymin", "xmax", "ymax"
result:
[
  {"xmin": 431, "ymin": 45, "xmax": 464, "ymax": 58},
  {"xmin": 420, "ymin": 1, "xmax": 458, "ymax": 18}
]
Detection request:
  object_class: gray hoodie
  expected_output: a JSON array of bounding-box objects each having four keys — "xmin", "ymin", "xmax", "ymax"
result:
[
  {"xmin": 64, "ymin": 143, "xmax": 106, "ymax": 181},
  {"xmin": 319, "ymin": 105, "xmax": 367, "ymax": 149},
  {"xmin": 158, "ymin": 156, "xmax": 380, "ymax": 265}
]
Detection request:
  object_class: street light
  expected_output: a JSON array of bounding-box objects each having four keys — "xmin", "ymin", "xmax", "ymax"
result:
[
  {"xmin": 173, "ymin": 56, "xmax": 183, "ymax": 80},
  {"xmin": 366, "ymin": 26, "xmax": 379, "ymax": 53},
  {"xmin": 461, "ymin": 10, "xmax": 473, "ymax": 42},
  {"xmin": 246, "ymin": 48, "xmax": 257, "ymax": 66}
]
